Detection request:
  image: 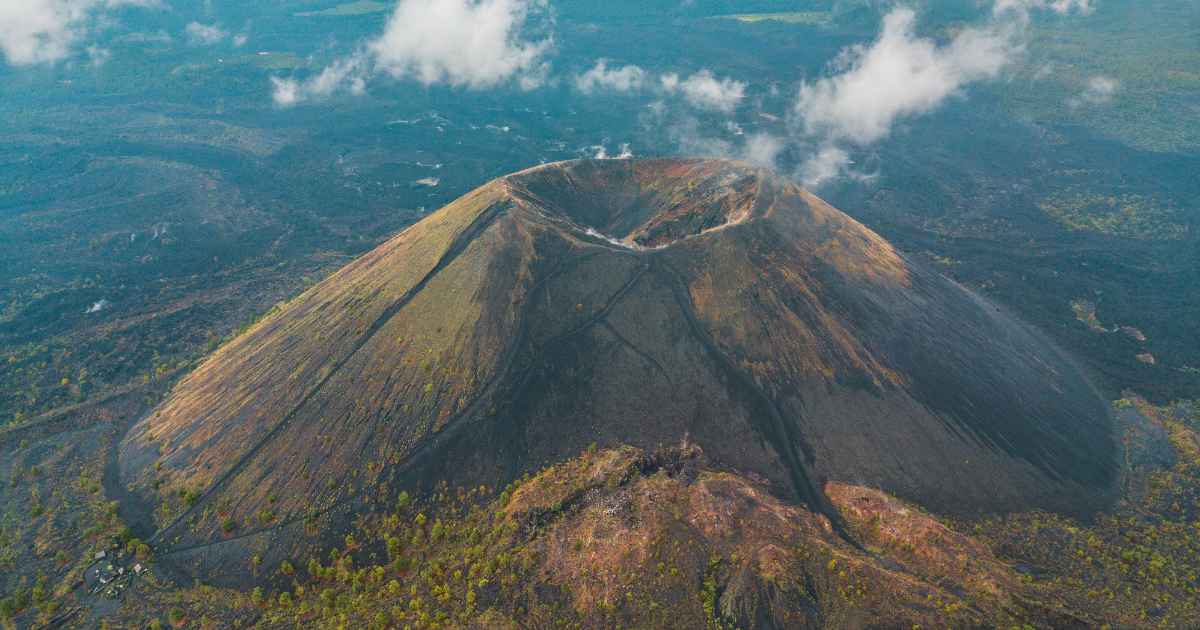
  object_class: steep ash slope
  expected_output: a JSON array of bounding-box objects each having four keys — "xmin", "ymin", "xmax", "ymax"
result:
[{"xmin": 119, "ymin": 158, "xmax": 1119, "ymax": 584}]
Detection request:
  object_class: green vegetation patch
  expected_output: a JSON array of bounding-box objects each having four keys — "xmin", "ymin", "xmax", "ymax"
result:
[
  {"xmin": 954, "ymin": 398, "xmax": 1200, "ymax": 628},
  {"xmin": 991, "ymin": 0, "xmax": 1200, "ymax": 151},
  {"xmin": 715, "ymin": 11, "xmax": 828, "ymax": 24},
  {"xmin": 295, "ymin": 0, "xmax": 395, "ymax": 16},
  {"xmin": 245, "ymin": 52, "xmax": 316, "ymax": 71},
  {"xmin": 1039, "ymin": 190, "xmax": 1188, "ymax": 240}
]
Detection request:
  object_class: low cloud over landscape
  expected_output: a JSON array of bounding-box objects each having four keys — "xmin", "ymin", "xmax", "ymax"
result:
[
  {"xmin": 792, "ymin": 8, "xmax": 1012, "ymax": 145},
  {"xmin": 273, "ymin": 0, "xmax": 553, "ymax": 104},
  {"xmin": 574, "ymin": 59, "xmax": 646, "ymax": 94},
  {"xmin": 0, "ymin": 0, "xmax": 158, "ymax": 65},
  {"xmin": 560, "ymin": 0, "xmax": 1095, "ymax": 184},
  {"xmin": 661, "ymin": 70, "xmax": 746, "ymax": 113}
]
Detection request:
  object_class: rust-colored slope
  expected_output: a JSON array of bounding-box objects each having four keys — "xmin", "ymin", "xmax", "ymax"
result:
[{"xmin": 119, "ymin": 158, "xmax": 1120, "ymax": 586}]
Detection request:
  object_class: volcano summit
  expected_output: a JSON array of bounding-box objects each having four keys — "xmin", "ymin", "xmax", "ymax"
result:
[{"xmin": 120, "ymin": 158, "xmax": 1120, "ymax": 581}]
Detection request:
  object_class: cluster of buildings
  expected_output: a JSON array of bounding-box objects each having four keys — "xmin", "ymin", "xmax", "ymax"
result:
[{"xmin": 87, "ymin": 550, "xmax": 147, "ymax": 599}]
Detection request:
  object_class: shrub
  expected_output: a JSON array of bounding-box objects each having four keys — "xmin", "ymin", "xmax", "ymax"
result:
[
  {"xmin": 183, "ymin": 491, "xmax": 200, "ymax": 507},
  {"xmin": 55, "ymin": 550, "xmax": 68, "ymax": 564},
  {"xmin": 281, "ymin": 560, "xmax": 294, "ymax": 575},
  {"xmin": 588, "ymin": 442, "xmax": 597, "ymax": 454},
  {"xmin": 169, "ymin": 607, "xmax": 185, "ymax": 623},
  {"xmin": 221, "ymin": 519, "xmax": 236, "ymax": 533},
  {"xmin": 279, "ymin": 591, "xmax": 291, "ymax": 605}
]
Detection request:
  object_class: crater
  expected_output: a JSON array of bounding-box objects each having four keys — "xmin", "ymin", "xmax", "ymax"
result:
[{"xmin": 506, "ymin": 158, "xmax": 763, "ymax": 248}]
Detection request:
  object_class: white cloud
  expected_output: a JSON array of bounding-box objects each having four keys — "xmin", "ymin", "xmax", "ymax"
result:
[
  {"xmin": 794, "ymin": 8, "xmax": 1014, "ymax": 145},
  {"xmin": 661, "ymin": 69, "xmax": 745, "ymax": 113},
  {"xmin": 185, "ymin": 22, "xmax": 229, "ymax": 46},
  {"xmin": 634, "ymin": 0, "xmax": 1092, "ymax": 186},
  {"xmin": 270, "ymin": 77, "xmax": 299, "ymax": 106},
  {"xmin": 575, "ymin": 59, "xmax": 646, "ymax": 93},
  {"xmin": 0, "ymin": 0, "xmax": 157, "ymax": 65},
  {"xmin": 1066, "ymin": 75, "xmax": 1117, "ymax": 108},
  {"xmin": 798, "ymin": 146, "xmax": 852, "ymax": 186},
  {"xmin": 272, "ymin": 55, "xmax": 368, "ymax": 106},
  {"xmin": 85, "ymin": 43, "xmax": 109, "ymax": 65},
  {"xmin": 276, "ymin": 0, "xmax": 552, "ymax": 104},
  {"xmin": 992, "ymin": 0, "xmax": 1092, "ymax": 17},
  {"xmin": 741, "ymin": 133, "xmax": 783, "ymax": 171},
  {"xmin": 667, "ymin": 117, "xmax": 733, "ymax": 158},
  {"xmin": 368, "ymin": 0, "xmax": 552, "ymax": 88},
  {"xmin": 518, "ymin": 60, "xmax": 553, "ymax": 90}
]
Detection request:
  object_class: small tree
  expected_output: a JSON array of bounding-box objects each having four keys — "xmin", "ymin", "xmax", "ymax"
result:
[
  {"xmin": 251, "ymin": 587, "xmax": 264, "ymax": 606},
  {"xmin": 55, "ymin": 550, "xmax": 68, "ymax": 564},
  {"xmin": 168, "ymin": 607, "xmax": 185, "ymax": 624},
  {"xmin": 281, "ymin": 560, "xmax": 294, "ymax": 576},
  {"xmin": 221, "ymin": 519, "xmax": 236, "ymax": 533}
]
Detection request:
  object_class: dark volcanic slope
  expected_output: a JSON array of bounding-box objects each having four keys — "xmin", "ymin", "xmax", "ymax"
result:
[{"xmin": 120, "ymin": 158, "xmax": 1120, "ymax": 582}]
